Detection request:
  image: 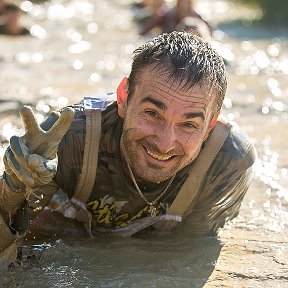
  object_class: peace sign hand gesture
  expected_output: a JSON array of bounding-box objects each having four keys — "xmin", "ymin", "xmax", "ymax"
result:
[{"xmin": 3, "ymin": 106, "xmax": 74, "ymax": 189}]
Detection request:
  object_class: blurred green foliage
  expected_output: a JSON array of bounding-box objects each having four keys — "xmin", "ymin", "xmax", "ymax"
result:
[{"xmin": 233, "ymin": 0, "xmax": 288, "ymax": 26}]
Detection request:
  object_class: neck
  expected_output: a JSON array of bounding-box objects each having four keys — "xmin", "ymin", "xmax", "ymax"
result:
[
  {"xmin": 135, "ymin": 177, "xmax": 165, "ymax": 193},
  {"xmin": 120, "ymin": 137, "xmax": 172, "ymax": 193}
]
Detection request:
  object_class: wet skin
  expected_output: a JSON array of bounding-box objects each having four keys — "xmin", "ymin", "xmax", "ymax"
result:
[{"xmin": 118, "ymin": 67, "xmax": 218, "ymax": 184}]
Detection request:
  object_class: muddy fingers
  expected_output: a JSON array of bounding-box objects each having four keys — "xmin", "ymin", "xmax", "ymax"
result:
[
  {"xmin": 3, "ymin": 106, "xmax": 74, "ymax": 190},
  {"xmin": 3, "ymin": 136, "xmax": 34, "ymax": 186},
  {"xmin": 19, "ymin": 106, "xmax": 43, "ymax": 144},
  {"xmin": 41, "ymin": 107, "xmax": 75, "ymax": 159},
  {"xmin": 27, "ymin": 154, "xmax": 57, "ymax": 185},
  {"xmin": 20, "ymin": 106, "xmax": 74, "ymax": 158}
]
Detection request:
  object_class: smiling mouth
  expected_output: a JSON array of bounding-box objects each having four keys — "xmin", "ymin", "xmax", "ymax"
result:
[{"xmin": 145, "ymin": 147, "xmax": 175, "ymax": 161}]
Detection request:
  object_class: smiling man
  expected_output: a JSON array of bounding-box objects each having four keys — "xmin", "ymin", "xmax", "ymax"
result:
[
  {"xmin": 119, "ymin": 71, "xmax": 217, "ymax": 184},
  {"xmin": 0, "ymin": 32, "xmax": 256, "ymax": 255}
]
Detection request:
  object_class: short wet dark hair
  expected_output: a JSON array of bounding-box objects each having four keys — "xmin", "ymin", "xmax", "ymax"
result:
[
  {"xmin": 5, "ymin": 3, "xmax": 21, "ymax": 12},
  {"xmin": 128, "ymin": 31, "xmax": 227, "ymax": 114}
]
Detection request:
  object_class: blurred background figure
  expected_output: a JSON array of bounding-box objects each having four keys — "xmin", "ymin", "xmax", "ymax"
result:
[
  {"xmin": 0, "ymin": 0, "xmax": 6, "ymax": 24},
  {"xmin": 132, "ymin": 0, "xmax": 168, "ymax": 24},
  {"xmin": 0, "ymin": 3, "xmax": 30, "ymax": 36},
  {"xmin": 176, "ymin": 16, "xmax": 212, "ymax": 41},
  {"xmin": 0, "ymin": 0, "xmax": 5, "ymax": 15},
  {"xmin": 138, "ymin": 0, "xmax": 212, "ymax": 36},
  {"xmin": 142, "ymin": 0, "xmax": 167, "ymax": 14}
]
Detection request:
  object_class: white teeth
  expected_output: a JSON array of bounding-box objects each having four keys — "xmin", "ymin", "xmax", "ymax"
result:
[{"xmin": 146, "ymin": 148, "xmax": 172, "ymax": 161}]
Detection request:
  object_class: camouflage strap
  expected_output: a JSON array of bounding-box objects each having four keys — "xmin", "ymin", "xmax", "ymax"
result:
[
  {"xmin": 74, "ymin": 108, "xmax": 101, "ymax": 202},
  {"xmin": 167, "ymin": 117, "xmax": 232, "ymax": 220},
  {"xmin": 56, "ymin": 108, "xmax": 102, "ymax": 236}
]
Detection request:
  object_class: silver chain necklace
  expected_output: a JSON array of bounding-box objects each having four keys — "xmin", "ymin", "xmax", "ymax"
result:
[{"xmin": 126, "ymin": 160, "xmax": 176, "ymax": 217}]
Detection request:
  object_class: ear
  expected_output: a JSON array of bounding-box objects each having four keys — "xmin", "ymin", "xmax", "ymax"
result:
[
  {"xmin": 204, "ymin": 112, "xmax": 219, "ymax": 141},
  {"xmin": 116, "ymin": 77, "xmax": 128, "ymax": 119}
]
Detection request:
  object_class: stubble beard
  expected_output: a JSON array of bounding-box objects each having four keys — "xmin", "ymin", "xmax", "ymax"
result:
[{"xmin": 120, "ymin": 132, "xmax": 201, "ymax": 184}]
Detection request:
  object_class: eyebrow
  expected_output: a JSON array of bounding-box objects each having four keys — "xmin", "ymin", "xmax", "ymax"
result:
[
  {"xmin": 141, "ymin": 96, "xmax": 167, "ymax": 111},
  {"xmin": 141, "ymin": 96, "xmax": 205, "ymax": 121},
  {"xmin": 183, "ymin": 112, "xmax": 205, "ymax": 121}
]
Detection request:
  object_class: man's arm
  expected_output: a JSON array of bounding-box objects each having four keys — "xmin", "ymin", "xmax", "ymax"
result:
[
  {"xmin": 0, "ymin": 107, "xmax": 74, "ymax": 257},
  {"xmin": 183, "ymin": 141, "xmax": 257, "ymax": 236},
  {"xmin": 0, "ymin": 107, "xmax": 74, "ymax": 217},
  {"xmin": 184, "ymin": 167, "xmax": 254, "ymax": 236},
  {"xmin": 184, "ymin": 125, "xmax": 257, "ymax": 236}
]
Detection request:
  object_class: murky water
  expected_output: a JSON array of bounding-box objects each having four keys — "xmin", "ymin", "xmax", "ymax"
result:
[{"xmin": 0, "ymin": 0, "xmax": 288, "ymax": 287}]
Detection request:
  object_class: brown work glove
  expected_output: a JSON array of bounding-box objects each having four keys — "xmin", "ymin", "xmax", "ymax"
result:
[{"xmin": 2, "ymin": 106, "xmax": 74, "ymax": 215}]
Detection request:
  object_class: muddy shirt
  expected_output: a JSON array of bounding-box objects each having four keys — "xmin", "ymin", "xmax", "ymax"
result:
[{"xmin": 34, "ymin": 94, "xmax": 255, "ymax": 236}]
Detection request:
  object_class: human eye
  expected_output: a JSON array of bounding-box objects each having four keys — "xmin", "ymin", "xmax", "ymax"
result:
[
  {"xmin": 145, "ymin": 109, "xmax": 159, "ymax": 118},
  {"xmin": 180, "ymin": 122, "xmax": 198, "ymax": 129}
]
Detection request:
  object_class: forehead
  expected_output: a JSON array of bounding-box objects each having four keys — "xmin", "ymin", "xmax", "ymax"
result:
[{"xmin": 133, "ymin": 65, "xmax": 215, "ymax": 108}]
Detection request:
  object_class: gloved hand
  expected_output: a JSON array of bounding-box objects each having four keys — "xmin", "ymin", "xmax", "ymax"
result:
[{"xmin": 2, "ymin": 105, "xmax": 74, "ymax": 192}]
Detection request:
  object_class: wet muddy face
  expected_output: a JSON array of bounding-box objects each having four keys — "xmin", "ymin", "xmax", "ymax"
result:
[{"xmin": 120, "ymin": 67, "xmax": 216, "ymax": 183}]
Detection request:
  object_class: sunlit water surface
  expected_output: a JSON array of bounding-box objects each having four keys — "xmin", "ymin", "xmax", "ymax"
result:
[{"xmin": 0, "ymin": 0, "xmax": 288, "ymax": 287}]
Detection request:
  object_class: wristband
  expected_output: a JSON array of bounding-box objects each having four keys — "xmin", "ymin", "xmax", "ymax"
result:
[{"xmin": 3, "ymin": 172, "xmax": 26, "ymax": 193}]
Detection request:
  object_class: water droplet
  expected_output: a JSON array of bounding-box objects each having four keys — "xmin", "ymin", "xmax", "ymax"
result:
[
  {"xmin": 267, "ymin": 43, "xmax": 281, "ymax": 57},
  {"xmin": 241, "ymin": 41, "xmax": 254, "ymax": 51},
  {"xmin": 254, "ymin": 50, "xmax": 270, "ymax": 69},
  {"xmin": 267, "ymin": 78, "xmax": 278, "ymax": 89},
  {"xmin": 21, "ymin": 1, "xmax": 33, "ymax": 13},
  {"xmin": 223, "ymin": 98, "xmax": 232, "ymax": 109},
  {"xmin": 32, "ymin": 52, "xmax": 44, "ymax": 63},
  {"xmin": 72, "ymin": 60, "xmax": 83, "ymax": 70},
  {"xmin": 89, "ymin": 73, "xmax": 102, "ymax": 82},
  {"xmin": 263, "ymin": 201, "xmax": 270, "ymax": 208},
  {"xmin": 68, "ymin": 41, "xmax": 91, "ymax": 54},
  {"xmin": 272, "ymin": 101, "xmax": 284, "ymax": 111},
  {"xmin": 279, "ymin": 59, "xmax": 288, "ymax": 74},
  {"xmin": 87, "ymin": 22, "xmax": 98, "ymax": 34},
  {"xmin": 261, "ymin": 106, "xmax": 269, "ymax": 114},
  {"xmin": 35, "ymin": 113, "xmax": 45, "ymax": 123},
  {"xmin": 105, "ymin": 61, "xmax": 115, "ymax": 71},
  {"xmin": 30, "ymin": 25, "xmax": 47, "ymax": 39}
]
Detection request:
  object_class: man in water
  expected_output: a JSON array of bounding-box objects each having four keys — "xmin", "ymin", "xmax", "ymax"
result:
[
  {"xmin": 139, "ymin": 0, "xmax": 212, "ymax": 36},
  {"xmin": 0, "ymin": 3, "xmax": 30, "ymax": 36},
  {"xmin": 0, "ymin": 32, "xmax": 256, "ymax": 257}
]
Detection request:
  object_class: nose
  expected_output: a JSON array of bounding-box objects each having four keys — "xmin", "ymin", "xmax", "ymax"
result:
[{"xmin": 154, "ymin": 123, "xmax": 177, "ymax": 154}]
